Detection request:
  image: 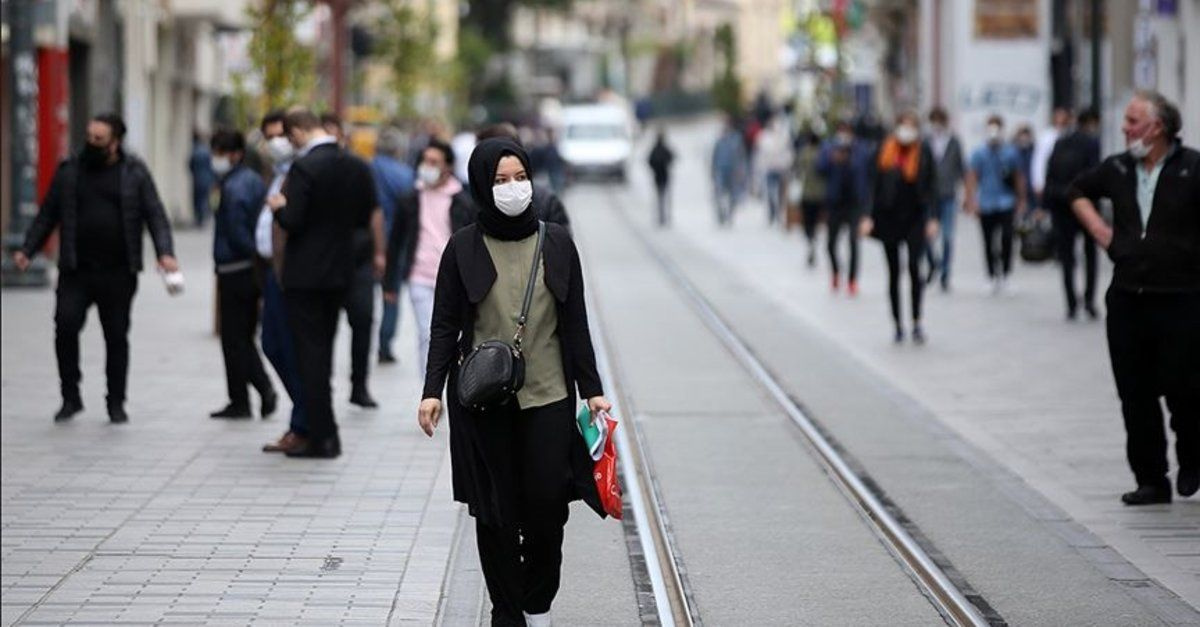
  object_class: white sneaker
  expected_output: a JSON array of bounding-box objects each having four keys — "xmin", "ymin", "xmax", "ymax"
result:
[
  {"xmin": 989, "ymin": 277, "xmax": 1002, "ymax": 295},
  {"xmin": 524, "ymin": 611, "xmax": 552, "ymax": 627}
]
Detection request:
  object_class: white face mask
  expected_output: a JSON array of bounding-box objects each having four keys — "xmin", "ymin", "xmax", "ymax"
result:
[
  {"xmin": 211, "ymin": 155, "xmax": 232, "ymax": 176},
  {"xmin": 267, "ymin": 136, "xmax": 294, "ymax": 163},
  {"xmin": 492, "ymin": 180, "xmax": 533, "ymax": 217},
  {"xmin": 986, "ymin": 124, "xmax": 1003, "ymax": 143},
  {"xmin": 418, "ymin": 164, "xmax": 443, "ymax": 187},
  {"xmin": 895, "ymin": 124, "xmax": 918, "ymax": 145}
]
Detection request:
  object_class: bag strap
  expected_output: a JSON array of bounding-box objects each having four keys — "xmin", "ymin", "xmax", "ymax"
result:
[{"xmin": 513, "ymin": 221, "xmax": 546, "ymax": 350}]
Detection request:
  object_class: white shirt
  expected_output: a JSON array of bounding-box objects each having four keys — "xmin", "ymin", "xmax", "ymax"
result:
[
  {"xmin": 1030, "ymin": 127, "xmax": 1062, "ymax": 193},
  {"xmin": 256, "ymin": 164, "xmax": 290, "ymax": 258},
  {"xmin": 929, "ymin": 131, "xmax": 951, "ymax": 163}
]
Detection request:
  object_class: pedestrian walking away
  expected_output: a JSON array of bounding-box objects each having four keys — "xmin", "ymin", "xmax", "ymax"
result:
[
  {"xmin": 208, "ymin": 128, "xmax": 277, "ymax": 420},
  {"xmin": 965, "ymin": 114, "xmax": 1028, "ymax": 294},
  {"xmin": 818, "ymin": 121, "xmax": 870, "ymax": 294},
  {"xmin": 647, "ymin": 128, "xmax": 676, "ymax": 227},
  {"xmin": 1069, "ymin": 90, "xmax": 1200, "ymax": 506},
  {"xmin": 756, "ymin": 115, "xmax": 795, "ymax": 226},
  {"xmin": 12, "ymin": 113, "xmax": 178, "ymax": 424},
  {"xmin": 923, "ymin": 107, "xmax": 967, "ymax": 291},
  {"xmin": 189, "ymin": 130, "xmax": 215, "ymax": 228},
  {"xmin": 383, "ymin": 139, "xmax": 474, "ymax": 380},
  {"xmin": 861, "ymin": 112, "xmax": 938, "ymax": 344},
  {"xmin": 793, "ymin": 129, "xmax": 827, "ymax": 267},
  {"xmin": 254, "ymin": 110, "xmax": 309, "ymax": 454},
  {"xmin": 416, "ymin": 137, "xmax": 613, "ymax": 626},
  {"xmin": 1045, "ymin": 107, "xmax": 1102, "ymax": 320},
  {"xmin": 269, "ymin": 109, "xmax": 384, "ymax": 459},
  {"xmin": 712, "ymin": 116, "xmax": 748, "ymax": 226},
  {"xmin": 372, "ymin": 127, "xmax": 415, "ymax": 365}
]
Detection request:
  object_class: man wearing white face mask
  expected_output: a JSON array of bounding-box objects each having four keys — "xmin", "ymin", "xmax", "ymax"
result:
[
  {"xmin": 383, "ymin": 139, "xmax": 475, "ymax": 378},
  {"xmin": 1069, "ymin": 91, "xmax": 1200, "ymax": 505},
  {"xmin": 209, "ymin": 128, "xmax": 278, "ymax": 420},
  {"xmin": 965, "ymin": 114, "xmax": 1027, "ymax": 294}
]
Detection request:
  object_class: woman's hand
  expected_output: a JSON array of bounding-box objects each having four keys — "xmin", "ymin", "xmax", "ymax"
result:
[
  {"xmin": 925, "ymin": 219, "xmax": 940, "ymax": 240},
  {"xmin": 858, "ymin": 217, "xmax": 874, "ymax": 238},
  {"xmin": 418, "ymin": 398, "xmax": 442, "ymax": 437},
  {"xmin": 587, "ymin": 396, "xmax": 612, "ymax": 417}
]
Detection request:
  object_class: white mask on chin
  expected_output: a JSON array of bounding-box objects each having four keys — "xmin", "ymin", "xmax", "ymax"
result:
[
  {"xmin": 1127, "ymin": 137, "xmax": 1152, "ymax": 159},
  {"xmin": 492, "ymin": 180, "xmax": 533, "ymax": 217}
]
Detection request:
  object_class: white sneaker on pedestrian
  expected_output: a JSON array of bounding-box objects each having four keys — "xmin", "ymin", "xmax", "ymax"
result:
[
  {"xmin": 524, "ymin": 611, "xmax": 552, "ymax": 627},
  {"xmin": 988, "ymin": 277, "xmax": 1002, "ymax": 295}
]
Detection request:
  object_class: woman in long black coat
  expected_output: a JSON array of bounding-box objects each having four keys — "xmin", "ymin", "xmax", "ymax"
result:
[
  {"xmin": 416, "ymin": 137, "xmax": 612, "ymax": 627},
  {"xmin": 860, "ymin": 112, "xmax": 939, "ymax": 344}
]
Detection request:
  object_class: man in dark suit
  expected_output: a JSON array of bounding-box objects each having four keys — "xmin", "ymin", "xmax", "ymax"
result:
[
  {"xmin": 1044, "ymin": 107, "xmax": 1102, "ymax": 320},
  {"xmin": 267, "ymin": 109, "xmax": 384, "ymax": 458}
]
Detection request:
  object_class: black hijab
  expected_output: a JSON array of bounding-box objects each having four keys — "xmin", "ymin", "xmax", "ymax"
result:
[{"xmin": 468, "ymin": 137, "xmax": 539, "ymax": 241}]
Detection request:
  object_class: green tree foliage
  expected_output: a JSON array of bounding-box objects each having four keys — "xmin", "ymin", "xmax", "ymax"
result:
[
  {"xmin": 712, "ymin": 22, "xmax": 743, "ymax": 117},
  {"xmin": 463, "ymin": 0, "xmax": 573, "ymax": 49},
  {"xmin": 372, "ymin": 0, "xmax": 440, "ymax": 117},
  {"xmin": 244, "ymin": 0, "xmax": 316, "ymax": 114}
]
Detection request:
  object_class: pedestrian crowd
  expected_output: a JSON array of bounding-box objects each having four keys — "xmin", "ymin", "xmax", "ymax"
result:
[{"xmin": 656, "ymin": 90, "xmax": 1195, "ymax": 508}]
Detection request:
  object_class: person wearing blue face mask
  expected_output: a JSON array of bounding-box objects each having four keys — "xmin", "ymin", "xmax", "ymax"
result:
[
  {"xmin": 416, "ymin": 138, "xmax": 613, "ymax": 627},
  {"xmin": 209, "ymin": 128, "xmax": 277, "ymax": 422}
]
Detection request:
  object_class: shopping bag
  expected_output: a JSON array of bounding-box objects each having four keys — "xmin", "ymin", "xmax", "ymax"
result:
[
  {"xmin": 594, "ymin": 411, "xmax": 622, "ymax": 520},
  {"xmin": 1019, "ymin": 212, "xmax": 1054, "ymax": 263}
]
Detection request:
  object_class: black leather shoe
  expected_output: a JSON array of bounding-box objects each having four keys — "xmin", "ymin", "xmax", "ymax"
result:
[
  {"xmin": 1178, "ymin": 468, "xmax": 1199, "ymax": 498},
  {"xmin": 349, "ymin": 389, "xmax": 378, "ymax": 409},
  {"xmin": 108, "ymin": 405, "xmax": 128, "ymax": 424},
  {"xmin": 54, "ymin": 399, "xmax": 84, "ymax": 422},
  {"xmin": 210, "ymin": 404, "xmax": 252, "ymax": 419},
  {"xmin": 1121, "ymin": 485, "xmax": 1172, "ymax": 506},
  {"xmin": 260, "ymin": 390, "xmax": 278, "ymax": 419},
  {"xmin": 378, "ymin": 352, "xmax": 397, "ymax": 365},
  {"xmin": 286, "ymin": 436, "xmax": 341, "ymax": 459},
  {"xmin": 1084, "ymin": 302, "xmax": 1099, "ymax": 320}
]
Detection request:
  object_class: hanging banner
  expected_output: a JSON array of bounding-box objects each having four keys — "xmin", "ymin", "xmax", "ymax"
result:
[{"xmin": 975, "ymin": 0, "xmax": 1039, "ymax": 39}]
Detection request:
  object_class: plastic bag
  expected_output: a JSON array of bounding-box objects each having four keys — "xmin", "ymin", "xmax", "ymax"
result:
[{"xmin": 593, "ymin": 411, "xmax": 622, "ymax": 520}]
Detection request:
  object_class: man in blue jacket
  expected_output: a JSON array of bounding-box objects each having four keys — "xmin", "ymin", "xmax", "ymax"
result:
[{"xmin": 209, "ymin": 129, "xmax": 277, "ymax": 419}]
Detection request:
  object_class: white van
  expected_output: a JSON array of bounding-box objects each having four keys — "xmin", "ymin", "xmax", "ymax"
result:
[{"xmin": 557, "ymin": 103, "xmax": 634, "ymax": 181}]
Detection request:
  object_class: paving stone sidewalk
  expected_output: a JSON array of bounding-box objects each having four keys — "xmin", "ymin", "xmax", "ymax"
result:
[{"xmin": 1, "ymin": 230, "xmax": 458, "ymax": 626}]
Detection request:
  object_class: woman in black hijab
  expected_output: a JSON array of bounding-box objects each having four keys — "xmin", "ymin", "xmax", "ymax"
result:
[{"xmin": 416, "ymin": 137, "xmax": 612, "ymax": 626}]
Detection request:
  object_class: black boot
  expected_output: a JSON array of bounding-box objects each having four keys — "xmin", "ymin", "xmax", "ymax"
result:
[
  {"xmin": 1178, "ymin": 468, "xmax": 1199, "ymax": 498},
  {"xmin": 54, "ymin": 399, "xmax": 84, "ymax": 422},
  {"xmin": 108, "ymin": 403, "xmax": 128, "ymax": 424},
  {"xmin": 1121, "ymin": 484, "xmax": 1172, "ymax": 506},
  {"xmin": 210, "ymin": 404, "xmax": 252, "ymax": 419},
  {"xmin": 349, "ymin": 386, "xmax": 378, "ymax": 409}
]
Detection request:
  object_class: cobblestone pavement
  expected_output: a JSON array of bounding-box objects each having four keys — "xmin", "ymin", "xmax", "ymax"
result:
[
  {"xmin": 624, "ymin": 117, "xmax": 1199, "ymax": 611},
  {"xmin": 1, "ymin": 230, "xmax": 458, "ymax": 626}
]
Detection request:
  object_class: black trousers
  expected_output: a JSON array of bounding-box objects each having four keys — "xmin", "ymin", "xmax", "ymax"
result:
[
  {"xmin": 655, "ymin": 181, "xmax": 671, "ymax": 226},
  {"xmin": 1106, "ymin": 289, "xmax": 1200, "ymax": 489},
  {"xmin": 475, "ymin": 398, "xmax": 575, "ymax": 626},
  {"xmin": 827, "ymin": 211, "xmax": 859, "ymax": 280},
  {"xmin": 1052, "ymin": 208, "xmax": 1098, "ymax": 312},
  {"xmin": 979, "ymin": 210, "xmax": 1015, "ymax": 278},
  {"xmin": 285, "ymin": 287, "xmax": 345, "ymax": 442},
  {"xmin": 883, "ymin": 230, "xmax": 926, "ymax": 325},
  {"xmin": 54, "ymin": 269, "xmax": 138, "ymax": 406},
  {"xmin": 801, "ymin": 200, "xmax": 823, "ymax": 245},
  {"xmin": 218, "ymin": 268, "xmax": 273, "ymax": 408},
  {"xmin": 342, "ymin": 263, "xmax": 375, "ymax": 390}
]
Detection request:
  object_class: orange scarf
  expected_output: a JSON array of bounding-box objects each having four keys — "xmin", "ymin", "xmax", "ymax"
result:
[{"xmin": 877, "ymin": 137, "xmax": 920, "ymax": 183}]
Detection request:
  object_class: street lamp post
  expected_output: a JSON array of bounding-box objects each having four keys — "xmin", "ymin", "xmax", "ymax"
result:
[{"xmin": 2, "ymin": 0, "xmax": 50, "ymax": 288}]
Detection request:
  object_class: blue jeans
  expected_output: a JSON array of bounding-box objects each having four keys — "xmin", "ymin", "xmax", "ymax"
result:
[
  {"xmin": 765, "ymin": 170, "xmax": 784, "ymax": 224},
  {"xmin": 261, "ymin": 270, "xmax": 306, "ymax": 436},
  {"xmin": 378, "ymin": 288, "xmax": 400, "ymax": 359},
  {"xmin": 926, "ymin": 195, "xmax": 958, "ymax": 286}
]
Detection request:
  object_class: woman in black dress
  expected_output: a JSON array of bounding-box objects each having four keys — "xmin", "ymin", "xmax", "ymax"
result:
[{"xmin": 416, "ymin": 137, "xmax": 612, "ymax": 626}]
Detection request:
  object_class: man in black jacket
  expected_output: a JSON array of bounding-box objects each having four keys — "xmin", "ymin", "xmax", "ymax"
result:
[
  {"xmin": 268, "ymin": 109, "xmax": 385, "ymax": 458},
  {"xmin": 12, "ymin": 113, "xmax": 178, "ymax": 424},
  {"xmin": 1070, "ymin": 91, "xmax": 1200, "ymax": 505},
  {"xmin": 1046, "ymin": 108, "xmax": 1102, "ymax": 319}
]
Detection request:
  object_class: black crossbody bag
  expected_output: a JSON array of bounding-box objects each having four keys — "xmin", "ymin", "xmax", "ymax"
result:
[{"xmin": 457, "ymin": 221, "xmax": 546, "ymax": 411}]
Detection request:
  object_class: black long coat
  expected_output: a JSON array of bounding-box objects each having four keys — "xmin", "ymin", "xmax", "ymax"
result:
[
  {"xmin": 423, "ymin": 222, "xmax": 606, "ymax": 526},
  {"xmin": 868, "ymin": 142, "xmax": 937, "ymax": 244}
]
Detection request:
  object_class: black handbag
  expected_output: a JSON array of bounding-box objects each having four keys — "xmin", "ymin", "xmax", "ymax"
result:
[{"xmin": 457, "ymin": 221, "xmax": 546, "ymax": 411}]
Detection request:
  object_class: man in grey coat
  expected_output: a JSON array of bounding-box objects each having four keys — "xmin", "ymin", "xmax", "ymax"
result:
[{"xmin": 923, "ymin": 107, "xmax": 966, "ymax": 291}]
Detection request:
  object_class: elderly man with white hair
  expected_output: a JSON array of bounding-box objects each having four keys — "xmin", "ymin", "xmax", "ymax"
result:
[{"xmin": 1070, "ymin": 90, "xmax": 1200, "ymax": 505}]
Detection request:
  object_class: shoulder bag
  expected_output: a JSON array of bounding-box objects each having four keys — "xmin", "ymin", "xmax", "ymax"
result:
[{"xmin": 456, "ymin": 221, "xmax": 546, "ymax": 411}]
